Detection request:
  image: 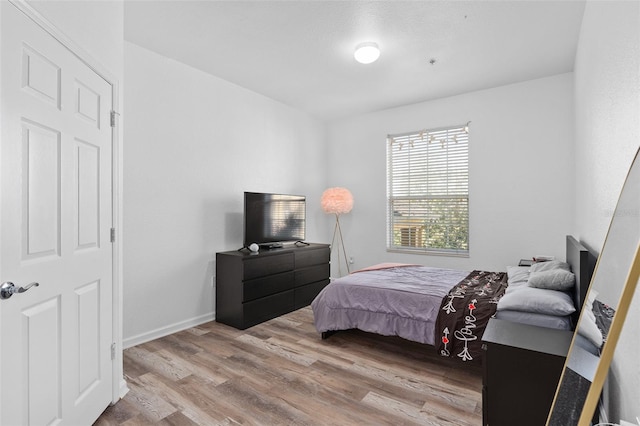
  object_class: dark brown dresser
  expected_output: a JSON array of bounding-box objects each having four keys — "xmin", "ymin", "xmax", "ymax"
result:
[{"xmin": 215, "ymin": 243, "xmax": 330, "ymax": 329}]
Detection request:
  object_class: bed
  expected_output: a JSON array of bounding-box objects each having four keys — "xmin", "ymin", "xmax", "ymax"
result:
[{"xmin": 311, "ymin": 235, "xmax": 594, "ymax": 361}]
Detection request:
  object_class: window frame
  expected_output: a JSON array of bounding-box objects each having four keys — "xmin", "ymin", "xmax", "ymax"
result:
[{"xmin": 386, "ymin": 123, "xmax": 470, "ymax": 257}]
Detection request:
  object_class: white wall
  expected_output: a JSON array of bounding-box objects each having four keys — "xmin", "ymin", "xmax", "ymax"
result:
[
  {"xmin": 326, "ymin": 74, "xmax": 574, "ymax": 272},
  {"xmin": 574, "ymin": 1, "xmax": 640, "ymax": 422},
  {"xmin": 27, "ymin": 0, "xmax": 124, "ymax": 76},
  {"xmin": 123, "ymin": 42, "xmax": 328, "ymax": 347}
]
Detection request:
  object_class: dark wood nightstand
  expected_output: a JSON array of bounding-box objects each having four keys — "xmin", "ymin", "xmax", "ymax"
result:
[{"xmin": 482, "ymin": 318, "xmax": 573, "ymax": 426}]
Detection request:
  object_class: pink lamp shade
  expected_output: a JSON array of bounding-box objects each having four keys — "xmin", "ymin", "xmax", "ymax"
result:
[{"xmin": 321, "ymin": 187, "xmax": 353, "ymax": 215}]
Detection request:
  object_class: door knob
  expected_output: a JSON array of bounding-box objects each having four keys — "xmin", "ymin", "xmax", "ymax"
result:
[{"xmin": 0, "ymin": 282, "xmax": 40, "ymax": 300}]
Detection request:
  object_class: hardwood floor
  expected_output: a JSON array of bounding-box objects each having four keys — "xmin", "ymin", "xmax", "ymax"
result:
[{"xmin": 95, "ymin": 307, "xmax": 483, "ymax": 425}]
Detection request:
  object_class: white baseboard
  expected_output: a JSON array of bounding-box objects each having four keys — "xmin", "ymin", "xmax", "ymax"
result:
[
  {"xmin": 123, "ymin": 312, "xmax": 215, "ymax": 349},
  {"xmin": 118, "ymin": 378, "xmax": 129, "ymax": 399}
]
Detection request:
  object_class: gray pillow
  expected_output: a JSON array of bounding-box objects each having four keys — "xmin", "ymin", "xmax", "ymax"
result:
[
  {"xmin": 528, "ymin": 269, "xmax": 576, "ymax": 291},
  {"xmin": 530, "ymin": 260, "xmax": 570, "ymax": 272},
  {"xmin": 497, "ymin": 287, "xmax": 576, "ymax": 315}
]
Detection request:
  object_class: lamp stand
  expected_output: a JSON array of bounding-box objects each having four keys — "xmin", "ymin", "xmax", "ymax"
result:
[{"xmin": 330, "ymin": 213, "xmax": 350, "ymax": 276}]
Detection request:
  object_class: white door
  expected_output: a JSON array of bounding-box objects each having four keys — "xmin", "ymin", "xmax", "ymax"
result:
[{"xmin": 0, "ymin": 2, "xmax": 114, "ymax": 425}]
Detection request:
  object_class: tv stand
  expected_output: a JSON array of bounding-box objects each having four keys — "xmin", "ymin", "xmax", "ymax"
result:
[{"xmin": 216, "ymin": 243, "xmax": 330, "ymax": 329}]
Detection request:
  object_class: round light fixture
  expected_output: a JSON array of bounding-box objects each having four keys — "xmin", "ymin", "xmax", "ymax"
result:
[{"xmin": 354, "ymin": 42, "xmax": 380, "ymax": 64}]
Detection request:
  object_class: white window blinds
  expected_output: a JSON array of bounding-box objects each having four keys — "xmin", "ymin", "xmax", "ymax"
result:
[{"xmin": 387, "ymin": 124, "xmax": 469, "ymax": 255}]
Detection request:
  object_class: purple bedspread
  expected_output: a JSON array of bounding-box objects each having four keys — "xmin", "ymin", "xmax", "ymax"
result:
[{"xmin": 310, "ymin": 265, "xmax": 470, "ymax": 346}]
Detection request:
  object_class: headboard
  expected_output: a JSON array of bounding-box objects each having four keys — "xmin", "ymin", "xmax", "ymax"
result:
[{"xmin": 565, "ymin": 235, "xmax": 596, "ymax": 327}]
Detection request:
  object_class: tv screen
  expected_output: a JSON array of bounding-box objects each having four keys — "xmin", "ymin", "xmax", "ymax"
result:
[{"xmin": 243, "ymin": 192, "xmax": 306, "ymax": 247}]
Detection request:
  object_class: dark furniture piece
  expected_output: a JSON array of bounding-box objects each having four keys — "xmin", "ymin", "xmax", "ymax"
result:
[
  {"xmin": 518, "ymin": 258, "xmax": 534, "ymax": 267},
  {"xmin": 481, "ymin": 237, "xmax": 596, "ymax": 425},
  {"xmin": 482, "ymin": 318, "xmax": 573, "ymax": 426},
  {"xmin": 565, "ymin": 235, "xmax": 597, "ymax": 326},
  {"xmin": 216, "ymin": 243, "xmax": 330, "ymax": 329}
]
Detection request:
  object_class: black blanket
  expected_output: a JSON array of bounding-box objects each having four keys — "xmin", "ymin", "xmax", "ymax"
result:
[{"xmin": 435, "ymin": 270, "xmax": 508, "ymax": 361}]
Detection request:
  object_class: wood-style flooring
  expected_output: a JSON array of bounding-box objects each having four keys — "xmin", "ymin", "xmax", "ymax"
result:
[{"xmin": 95, "ymin": 307, "xmax": 482, "ymax": 425}]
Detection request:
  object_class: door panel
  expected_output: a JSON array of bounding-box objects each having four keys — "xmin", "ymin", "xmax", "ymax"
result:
[
  {"xmin": 1, "ymin": 2, "xmax": 114, "ymax": 424},
  {"xmin": 75, "ymin": 139, "xmax": 101, "ymax": 251},
  {"xmin": 23, "ymin": 297, "xmax": 62, "ymax": 426},
  {"xmin": 21, "ymin": 44, "xmax": 62, "ymax": 109},
  {"xmin": 76, "ymin": 280, "xmax": 101, "ymax": 395},
  {"xmin": 22, "ymin": 120, "xmax": 62, "ymax": 260},
  {"xmin": 74, "ymin": 79, "xmax": 101, "ymax": 127}
]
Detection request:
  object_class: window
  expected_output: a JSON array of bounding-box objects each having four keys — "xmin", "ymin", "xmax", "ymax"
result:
[{"xmin": 387, "ymin": 124, "xmax": 469, "ymax": 256}]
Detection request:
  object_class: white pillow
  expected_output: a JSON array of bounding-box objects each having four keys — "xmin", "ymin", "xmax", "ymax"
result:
[
  {"xmin": 497, "ymin": 287, "xmax": 576, "ymax": 315},
  {"xmin": 578, "ymin": 288, "xmax": 603, "ymax": 349},
  {"xmin": 506, "ymin": 266, "xmax": 530, "ymax": 287},
  {"xmin": 578, "ymin": 307, "xmax": 603, "ymax": 348}
]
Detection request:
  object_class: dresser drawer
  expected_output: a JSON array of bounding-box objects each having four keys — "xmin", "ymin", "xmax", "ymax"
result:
[
  {"xmin": 243, "ymin": 271, "xmax": 294, "ymax": 302},
  {"xmin": 295, "ymin": 246, "xmax": 330, "ymax": 268},
  {"xmin": 295, "ymin": 263, "xmax": 330, "ymax": 287},
  {"xmin": 294, "ymin": 279, "xmax": 330, "ymax": 309},
  {"xmin": 243, "ymin": 252, "xmax": 294, "ymax": 280},
  {"xmin": 243, "ymin": 290, "xmax": 294, "ymax": 327}
]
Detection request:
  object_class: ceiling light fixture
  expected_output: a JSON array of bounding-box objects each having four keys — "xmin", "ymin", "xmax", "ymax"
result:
[{"xmin": 354, "ymin": 42, "xmax": 380, "ymax": 64}]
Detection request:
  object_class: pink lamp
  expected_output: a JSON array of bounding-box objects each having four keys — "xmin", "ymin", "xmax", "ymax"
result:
[{"xmin": 321, "ymin": 187, "xmax": 353, "ymax": 275}]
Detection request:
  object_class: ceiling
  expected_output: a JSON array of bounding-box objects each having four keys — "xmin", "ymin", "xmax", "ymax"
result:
[{"xmin": 124, "ymin": 0, "xmax": 586, "ymax": 122}]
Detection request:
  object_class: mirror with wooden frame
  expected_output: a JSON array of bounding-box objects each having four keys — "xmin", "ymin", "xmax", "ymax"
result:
[{"xmin": 547, "ymin": 147, "xmax": 640, "ymax": 425}]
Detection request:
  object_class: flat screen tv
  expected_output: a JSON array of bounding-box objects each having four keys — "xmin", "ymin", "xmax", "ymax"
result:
[{"xmin": 243, "ymin": 192, "xmax": 306, "ymax": 248}]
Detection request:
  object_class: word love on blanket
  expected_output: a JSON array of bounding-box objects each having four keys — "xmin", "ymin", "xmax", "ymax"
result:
[{"xmin": 435, "ymin": 270, "xmax": 508, "ymax": 362}]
